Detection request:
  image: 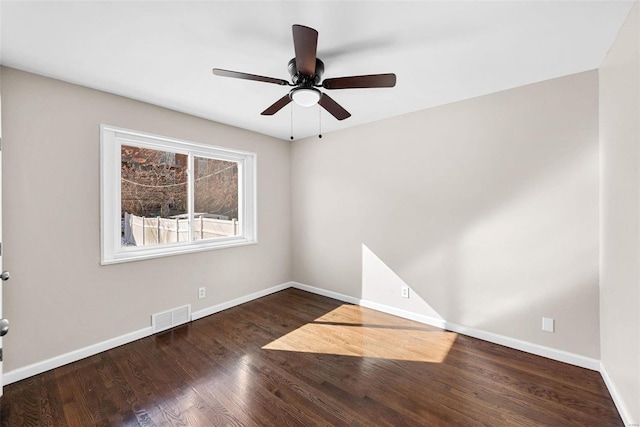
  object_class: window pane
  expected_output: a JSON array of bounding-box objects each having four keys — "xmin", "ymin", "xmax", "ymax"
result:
[
  {"xmin": 121, "ymin": 145, "xmax": 188, "ymax": 247},
  {"xmin": 193, "ymin": 156, "xmax": 239, "ymax": 240}
]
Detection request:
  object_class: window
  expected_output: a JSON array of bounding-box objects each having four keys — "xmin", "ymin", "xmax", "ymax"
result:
[{"xmin": 100, "ymin": 125, "xmax": 257, "ymax": 264}]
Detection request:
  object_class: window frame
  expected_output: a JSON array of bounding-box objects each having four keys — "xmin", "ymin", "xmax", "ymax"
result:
[{"xmin": 100, "ymin": 124, "xmax": 257, "ymax": 265}]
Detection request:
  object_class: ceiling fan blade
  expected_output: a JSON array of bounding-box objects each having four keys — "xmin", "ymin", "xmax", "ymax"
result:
[
  {"xmin": 261, "ymin": 94, "xmax": 292, "ymax": 116},
  {"xmin": 322, "ymin": 73, "xmax": 396, "ymax": 90},
  {"xmin": 292, "ymin": 25, "xmax": 318, "ymax": 75},
  {"xmin": 318, "ymin": 93, "xmax": 351, "ymax": 121},
  {"xmin": 212, "ymin": 68, "xmax": 289, "ymax": 86}
]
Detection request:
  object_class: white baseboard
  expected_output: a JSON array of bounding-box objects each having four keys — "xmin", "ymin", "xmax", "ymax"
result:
[
  {"xmin": 290, "ymin": 282, "xmax": 361, "ymax": 305},
  {"xmin": 191, "ymin": 282, "xmax": 290, "ymax": 321},
  {"xmin": 290, "ymin": 281, "xmax": 599, "ymax": 371},
  {"xmin": 600, "ymin": 362, "xmax": 636, "ymax": 426},
  {"xmin": 360, "ymin": 299, "xmax": 448, "ymax": 330},
  {"xmin": 4, "ymin": 326, "xmax": 154, "ymax": 385},
  {"xmin": 290, "ymin": 282, "xmax": 447, "ymax": 329},
  {"xmin": 1, "ymin": 279, "xmax": 622, "ymax": 424},
  {"xmin": 444, "ymin": 321, "xmax": 600, "ymax": 371},
  {"xmin": 4, "ymin": 282, "xmax": 292, "ymax": 386}
]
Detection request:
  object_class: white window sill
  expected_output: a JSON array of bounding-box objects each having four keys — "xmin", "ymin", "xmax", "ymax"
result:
[{"xmin": 101, "ymin": 237, "xmax": 258, "ymax": 265}]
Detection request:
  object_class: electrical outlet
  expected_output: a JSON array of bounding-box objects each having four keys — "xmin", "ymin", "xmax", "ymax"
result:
[
  {"xmin": 198, "ymin": 287, "xmax": 206, "ymax": 299},
  {"xmin": 542, "ymin": 317, "xmax": 554, "ymax": 333},
  {"xmin": 401, "ymin": 286, "xmax": 410, "ymax": 299}
]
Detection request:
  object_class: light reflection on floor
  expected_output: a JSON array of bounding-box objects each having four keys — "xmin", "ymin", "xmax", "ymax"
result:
[{"xmin": 262, "ymin": 304, "xmax": 457, "ymax": 363}]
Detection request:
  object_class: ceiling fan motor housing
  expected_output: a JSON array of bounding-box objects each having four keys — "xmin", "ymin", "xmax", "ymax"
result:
[{"xmin": 288, "ymin": 58, "xmax": 324, "ymax": 86}]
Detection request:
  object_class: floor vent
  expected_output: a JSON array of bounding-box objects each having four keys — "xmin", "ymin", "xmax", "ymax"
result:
[{"xmin": 151, "ymin": 304, "xmax": 191, "ymax": 333}]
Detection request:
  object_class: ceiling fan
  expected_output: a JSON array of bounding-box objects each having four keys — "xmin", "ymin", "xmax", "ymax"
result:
[{"xmin": 212, "ymin": 24, "xmax": 396, "ymax": 121}]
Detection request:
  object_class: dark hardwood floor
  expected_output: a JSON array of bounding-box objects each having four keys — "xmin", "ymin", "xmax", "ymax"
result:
[{"xmin": 1, "ymin": 288, "xmax": 623, "ymax": 426}]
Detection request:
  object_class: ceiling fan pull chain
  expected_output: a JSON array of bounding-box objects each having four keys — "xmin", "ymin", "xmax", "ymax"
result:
[
  {"xmin": 318, "ymin": 105, "xmax": 323, "ymax": 139},
  {"xmin": 290, "ymin": 104, "xmax": 294, "ymax": 140}
]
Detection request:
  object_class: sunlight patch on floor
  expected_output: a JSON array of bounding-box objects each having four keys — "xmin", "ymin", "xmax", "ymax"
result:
[{"xmin": 262, "ymin": 304, "xmax": 457, "ymax": 363}]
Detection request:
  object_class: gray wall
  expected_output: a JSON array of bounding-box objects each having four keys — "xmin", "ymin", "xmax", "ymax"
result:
[
  {"xmin": 0, "ymin": 67, "xmax": 291, "ymax": 372},
  {"xmin": 600, "ymin": 2, "xmax": 640, "ymax": 423},
  {"xmin": 291, "ymin": 70, "xmax": 600, "ymax": 359}
]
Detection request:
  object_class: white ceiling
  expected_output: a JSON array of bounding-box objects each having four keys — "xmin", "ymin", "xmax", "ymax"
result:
[{"xmin": 0, "ymin": 1, "xmax": 634, "ymax": 140}]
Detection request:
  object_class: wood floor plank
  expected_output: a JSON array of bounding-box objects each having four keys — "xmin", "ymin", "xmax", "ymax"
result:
[
  {"xmin": 1, "ymin": 288, "xmax": 624, "ymax": 426},
  {"xmin": 234, "ymin": 302, "xmax": 474, "ymax": 425},
  {"xmin": 187, "ymin": 317, "xmax": 355, "ymax": 426}
]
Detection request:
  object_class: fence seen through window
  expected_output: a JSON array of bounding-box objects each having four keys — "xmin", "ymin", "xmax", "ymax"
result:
[{"xmin": 120, "ymin": 145, "xmax": 239, "ymax": 247}]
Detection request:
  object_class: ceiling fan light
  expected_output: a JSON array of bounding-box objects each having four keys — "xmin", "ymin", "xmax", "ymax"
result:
[{"xmin": 291, "ymin": 87, "xmax": 321, "ymax": 107}]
